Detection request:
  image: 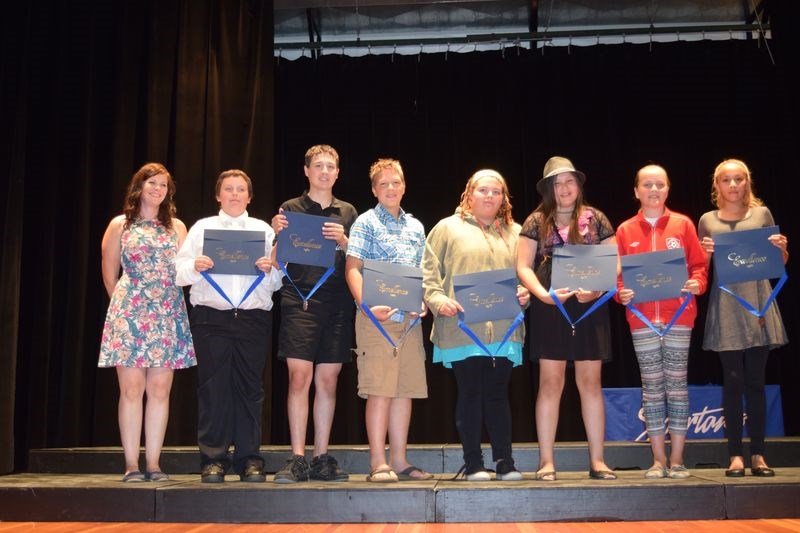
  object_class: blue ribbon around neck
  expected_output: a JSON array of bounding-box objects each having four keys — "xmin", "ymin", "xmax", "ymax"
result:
[
  {"xmin": 626, "ymin": 292, "xmax": 692, "ymax": 338},
  {"xmin": 360, "ymin": 302, "xmax": 421, "ymax": 354},
  {"xmin": 456, "ymin": 311, "xmax": 525, "ymax": 358},
  {"xmin": 201, "ymin": 271, "xmax": 265, "ymax": 310},
  {"xmin": 719, "ymin": 272, "xmax": 787, "ymax": 318},
  {"xmin": 279, "ymin": 262, "xmax": 335, "ymax": 310},
  {"xmin": 549, "ymin": 288, "xmax": 616, "ymax": 335}
]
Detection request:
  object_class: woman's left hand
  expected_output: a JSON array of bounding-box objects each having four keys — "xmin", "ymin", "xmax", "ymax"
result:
[
  {"xmin": 575, "ymin": 288, "xmax": 600, "ymax": 303},
  {"xmin": 769, "ymin": 233, "xmax": 788, "ymax": 254}
]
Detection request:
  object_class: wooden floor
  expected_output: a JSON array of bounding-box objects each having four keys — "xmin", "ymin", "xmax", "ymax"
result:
[{"xmin": 1, "ymin": 520, "xmax": 800, "ymax": 532}]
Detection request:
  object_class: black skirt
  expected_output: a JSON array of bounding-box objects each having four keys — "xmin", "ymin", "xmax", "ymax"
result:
[
  {"xmin": 527, "ymin": 296, "xmax": 612, "ymax": 361},
  {"xmin": 527, "ymin": 256, "xmax": 611, "ymax": 362}
]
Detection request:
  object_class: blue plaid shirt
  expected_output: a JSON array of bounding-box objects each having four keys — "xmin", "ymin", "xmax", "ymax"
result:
[{"xmin": 347, "ymin": 203, "xmax": 426, "ymax": 321}]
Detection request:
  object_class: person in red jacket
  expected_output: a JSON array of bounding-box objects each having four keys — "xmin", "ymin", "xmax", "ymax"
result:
[{"xmin": 616, "ymin": 164, "xmax": 708, "ymax": 480}]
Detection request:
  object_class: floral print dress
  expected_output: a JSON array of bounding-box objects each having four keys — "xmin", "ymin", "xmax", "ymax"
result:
[{"xmin": 99, "ymin": 219, "xmax": 196, "ymax": 368}]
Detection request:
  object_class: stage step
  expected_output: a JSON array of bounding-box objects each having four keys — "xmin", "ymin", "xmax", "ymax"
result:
[
  {"xmin": 26, "ymin": 438, "xmax": 800, "ymax": 475},
  {"xmin": 1, "ymin": 469, "xmax": 799, "ymax": 523}
]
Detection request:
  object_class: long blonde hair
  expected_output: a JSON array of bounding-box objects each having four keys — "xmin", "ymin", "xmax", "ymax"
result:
[
  {"xmin": 711, "ymin": 159, "xmax": 763, "ymax": 209},
  {"xmin": 457, "ymin": 169, "xmax": 514, "ymax": 226}
]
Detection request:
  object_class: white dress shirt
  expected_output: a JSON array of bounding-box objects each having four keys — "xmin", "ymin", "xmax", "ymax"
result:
[{"xmin": 176, "ymin": 210, "xmax": 283, "ymax": 311}]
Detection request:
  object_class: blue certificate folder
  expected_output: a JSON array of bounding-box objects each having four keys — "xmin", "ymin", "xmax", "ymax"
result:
[
  {"xmin": 362, "ymin": 259, "xmax": 423, "ymax": 312},
  {"xmin": 276, "ymin": 212, "xmax": 337, "ymax": 268},
  {"xmin": 202, "ymin": 229, "xmax": 265, "ymax": 275},
  {"xmin": 454, "ymin": 268, "xmax": 520, "ymax": 324},
  {"xmin": 713, "ymin": 226, "xmax": 785, "ymax": 284},
  {"xmin": 550, "ymin": 244, "xmax": 618, "ymax": 291},
  {"xmin": 621, "ymin": 248, "xmax": 688, "ymax": 303}
]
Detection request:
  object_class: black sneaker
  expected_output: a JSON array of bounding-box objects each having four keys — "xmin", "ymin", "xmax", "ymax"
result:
[
  {"xmin": 496, "ymin": 458, "xmax": 523, "ymax": 481},
  {"xmin": 240, "ymin": 460, "xmax": 266, "ymax": 483},
  {"xmin": 201, "ymin": 462, "xmax": 226, "ymax": 484},
  {"xmin": 309, "ymin": 453, "xmax": 349, "ymax": 482},
  {"xmin": 273, "ymin": 455, "xmax": 310, "ymax": 484}
]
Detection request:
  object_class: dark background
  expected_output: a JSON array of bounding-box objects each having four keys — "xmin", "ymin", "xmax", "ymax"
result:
[{"xmin": 2, "ymin": 0, "xmax": 798, "ymax": 474}]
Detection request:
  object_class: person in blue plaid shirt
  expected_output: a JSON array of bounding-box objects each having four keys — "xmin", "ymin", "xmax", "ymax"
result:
[{"xmin": 345, "ymin": 158, "xmax": 432, "ymax": 483}]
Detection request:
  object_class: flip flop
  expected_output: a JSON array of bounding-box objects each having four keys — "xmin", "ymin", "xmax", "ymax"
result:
[
  {"xmin": 396, "ymin": 465, "xmax": 433, "ymax": 481},
  {"xmin": 122, "ymin": 470, "xmax": 146, "ymax": 483},
  {"xmin": 146, "ymin": 470, "xmax": 170, "ymax": 482},
  {"xmin": 535, "ymin": 470, "xmax": 557, "ymax": 481},
  {"xmin": 366, "ymin": 467, "xmax": 398, "ymax": 483}
]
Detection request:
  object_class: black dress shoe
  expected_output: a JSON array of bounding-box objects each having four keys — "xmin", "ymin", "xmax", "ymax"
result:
[
  {"xmin": 750, "ymin": 466, "xmax": 775, "ymax": 477},
  {"xmin": 724, "ymin": 468, "xmax": 745, "ymax": 477},
  {"xmin": 201, "ymin": 462, "xmax": 226, "ymax": 483},
  {"xmin": 240, "ymin": 461, "xmax": 267, "ymax": 482}
]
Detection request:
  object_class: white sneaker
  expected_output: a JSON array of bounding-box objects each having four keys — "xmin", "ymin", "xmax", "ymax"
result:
[
  {"xmin": 497, "ymin": 469, "xmax": 523, "ymax": 481},
  {"xmin": 496, "ymin": 458, "xmax": 523, "ymax": 481},
  {"xmin": 466, "ymin": 469, "xmax": 491, "ymax": 481}
]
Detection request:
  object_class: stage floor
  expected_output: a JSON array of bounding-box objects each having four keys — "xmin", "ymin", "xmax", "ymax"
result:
[
  {"xmin": 3, "ymin": 440, "xmax": 799, "ymax": 523},
  {"xmin": 1, "ymin": 469, "xmax": 800, "ymax": 523}
]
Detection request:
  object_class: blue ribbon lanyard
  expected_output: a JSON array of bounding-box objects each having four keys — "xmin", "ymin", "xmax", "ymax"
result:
[
  {"xmin": 360, "ymin": 303, "xmax": 421, "ymax": 356},
  {"xmin": 201, "ymin": 271, "xmax": 265, "ymax": 316},
  {"xmin": 549, "ymin": 288, "xmax": 616, "ymax": 336},
  {"xmin": 626, "ymin": 293, "xmax": 692, "ymax": 338},
  {"xmin": 279, "ymin": 262, "xmax": 335, "ymax": 311},
  {"xmin": 456, "ymin": 311, "xmax": 525, "ymax": 361},
  {"xmin": 719, "ymin": 272, "xmax": 787, "ymax": 318}
]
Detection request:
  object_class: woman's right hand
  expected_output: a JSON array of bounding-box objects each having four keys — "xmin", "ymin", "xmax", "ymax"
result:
[
  {"xmin": 701, "ymin": 236, "xmax": 714, "ymax": 254},
  {"xmin": 194, "ymin": 255, "xmax": 214, "ymax": 273},
  {"xmin": 549, "ymin": 287, "xmax": 577, "ymax": 304}
]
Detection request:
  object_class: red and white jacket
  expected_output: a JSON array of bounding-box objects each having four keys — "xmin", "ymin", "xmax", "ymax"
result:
[{"xmin": 615, "ymin": 208, "xmax": 708, "ymax": 330}]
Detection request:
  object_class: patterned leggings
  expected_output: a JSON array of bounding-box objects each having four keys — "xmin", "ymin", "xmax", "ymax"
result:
[{"xmin": 631, "ymin": 325, "xmax": 692, "ymax": 437}]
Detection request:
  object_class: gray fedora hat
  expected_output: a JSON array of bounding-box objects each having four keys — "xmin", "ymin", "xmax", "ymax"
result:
[{"xmin": 536, "ymin": 156, "xmax": 586, "ymax": 195}]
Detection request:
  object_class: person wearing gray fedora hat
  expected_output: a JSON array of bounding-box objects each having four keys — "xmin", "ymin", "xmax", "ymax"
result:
[
  {"xmin": 516, "ymin": 156, "xmax": 617, "ymax": 481},
  {"xmin": 536, "ymin": 156, "xmax": 586, "ymax": 197}
]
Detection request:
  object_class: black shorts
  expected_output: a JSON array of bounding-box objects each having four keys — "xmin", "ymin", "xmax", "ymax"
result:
[{"xmin": 277, "ymin": 289, "xmax": 355, "ymax": 364}]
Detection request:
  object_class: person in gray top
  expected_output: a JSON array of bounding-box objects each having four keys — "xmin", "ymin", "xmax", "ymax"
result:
[{"xmin": 698, "ymin": 158, "xmax": 789, "ymax": 478}]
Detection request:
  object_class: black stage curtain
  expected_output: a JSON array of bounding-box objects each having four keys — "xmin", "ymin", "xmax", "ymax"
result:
[
  {"xmin": 1, "ymin": 0, "xmax": 275, "ymax": 473},
  {"xmin": 2, "ymin": 1, "xmax": 798, "ymax": 474},
  {"xmin": 272, "ymin": 32, "xmax": 799, "ymax": 450}
]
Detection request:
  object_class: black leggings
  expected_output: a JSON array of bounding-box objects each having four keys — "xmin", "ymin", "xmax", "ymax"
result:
[
  {"xmin": 451, "ymin": 356, "xmax": 513, "ymax": 469},
  {"xmin": 719, "ymin": 346, "xmax": 770, "ymax": 457}
]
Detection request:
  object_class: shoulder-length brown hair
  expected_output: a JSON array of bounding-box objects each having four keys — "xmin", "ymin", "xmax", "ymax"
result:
[{"xmin": 122, "ymin": 162, "xmax": 176, "ymax": 230}]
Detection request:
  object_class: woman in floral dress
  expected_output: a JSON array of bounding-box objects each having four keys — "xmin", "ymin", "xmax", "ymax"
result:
[{"xmin": 99, "ymin": 162, "xmax": 196, "ymax": 482}]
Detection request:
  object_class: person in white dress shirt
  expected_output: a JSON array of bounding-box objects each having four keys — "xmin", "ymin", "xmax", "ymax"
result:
[{"xmin": 176, "ymin": 169, "xmax": 283, "ymax": 483}]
